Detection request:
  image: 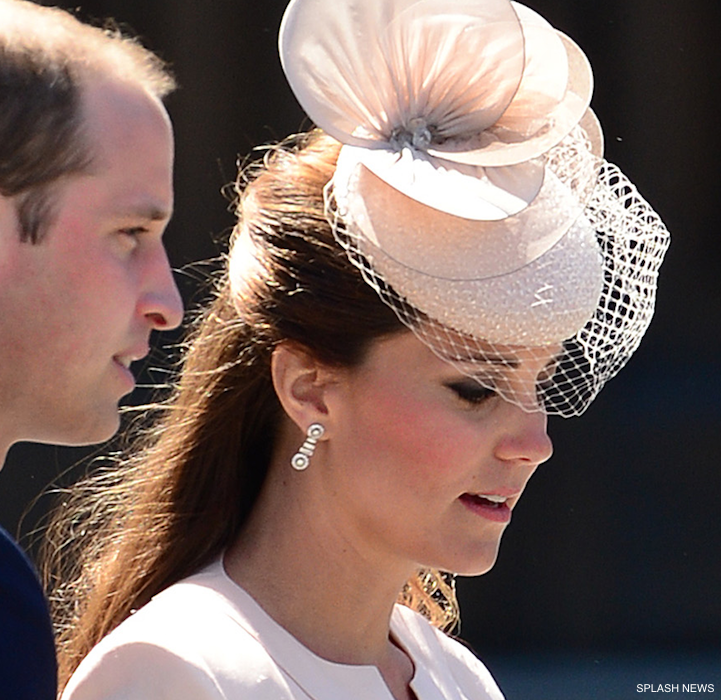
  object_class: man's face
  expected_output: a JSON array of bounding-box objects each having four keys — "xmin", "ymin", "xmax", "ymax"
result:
[{"xmin": 0, "ymin": 77, "xmax": 183, "ymax": 452}]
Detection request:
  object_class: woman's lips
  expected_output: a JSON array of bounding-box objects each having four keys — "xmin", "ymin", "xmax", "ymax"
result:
[{"xmin": 459, "ymin": 492, "xmax": 512, "ymax": 523}]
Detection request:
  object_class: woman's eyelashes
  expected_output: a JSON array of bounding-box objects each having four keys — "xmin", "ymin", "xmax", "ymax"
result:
[{"xmin": 446, "ymin": 380, "xmax": 497, "ymax": 405}]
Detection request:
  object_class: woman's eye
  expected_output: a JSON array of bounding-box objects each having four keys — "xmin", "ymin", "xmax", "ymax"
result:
[
  {"xmin": 447, "ymin": 381, "xmax": 496, "ymax": 405},
  {"xmin": 536, "ymin": 368, "xmax": 556, "ymax": 393}
]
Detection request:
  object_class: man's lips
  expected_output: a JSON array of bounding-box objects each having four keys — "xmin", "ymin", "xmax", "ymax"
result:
[
  {"xmin": 114, "ymin": 356, "xmax": 133, "ymax": 369},
  {"xmin": 113, "ymin": 347, "xmax": 149, "ymax": 392},
  {"xmin": 113, "ymin": 346, "xmax": 149, "ymax": 369}
]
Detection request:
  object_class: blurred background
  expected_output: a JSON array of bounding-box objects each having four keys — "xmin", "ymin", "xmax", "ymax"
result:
[{"xmin": 1, "ymin": 0, "xmax": 719, "ymax": 697}]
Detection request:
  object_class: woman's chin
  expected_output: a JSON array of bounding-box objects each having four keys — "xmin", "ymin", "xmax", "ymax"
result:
[
  {"xmin": 452, "ymin": 558, "xmax": 498, "ymax": 578},
  {"xmin": 431, "ymin": 541, "xmax": 502, "ymax": 578}
]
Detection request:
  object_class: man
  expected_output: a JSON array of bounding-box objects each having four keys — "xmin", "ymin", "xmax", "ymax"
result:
[{"xmin": 0, "ymin": 1, "xmax": 183, "ymax": 696}]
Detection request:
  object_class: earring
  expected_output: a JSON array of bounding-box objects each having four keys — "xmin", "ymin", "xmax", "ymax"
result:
[{"xmin": 291, "ymin": 423, "xmax": 325, "ymax": 471}]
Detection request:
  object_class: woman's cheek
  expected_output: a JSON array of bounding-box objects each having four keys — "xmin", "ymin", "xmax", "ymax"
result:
[{"xmin": 357, "ymin": 388, "xmax": 468, "ymax": 476}]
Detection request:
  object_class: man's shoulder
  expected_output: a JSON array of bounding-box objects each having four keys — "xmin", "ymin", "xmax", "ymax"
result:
[
  {"xmin": 0, "ymin": 526, "xmax": 58, "ymax": 700},
  {"xmin": 0, "ymin": 525, "xmax": 44, "ymax": 592}
]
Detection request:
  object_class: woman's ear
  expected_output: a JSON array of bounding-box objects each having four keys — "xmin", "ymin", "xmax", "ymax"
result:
[{"xmin": 270, "ymin": 343, "xmax": 338, "ymax": 433}]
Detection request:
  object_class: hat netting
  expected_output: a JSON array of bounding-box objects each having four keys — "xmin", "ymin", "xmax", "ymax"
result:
[{"xmin": 325, "ymin": 127, "xmax": 670, "ymax": 417}]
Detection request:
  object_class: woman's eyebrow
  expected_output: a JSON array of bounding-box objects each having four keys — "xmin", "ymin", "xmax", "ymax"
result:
[{"xmin": 435, "ymin": 349, "xmax": 519, "ymax": 368}]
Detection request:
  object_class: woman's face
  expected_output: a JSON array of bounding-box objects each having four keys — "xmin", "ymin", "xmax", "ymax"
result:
[{"xmin": 320, "ymin": 331, "xmax": 555, "ymax": 577}]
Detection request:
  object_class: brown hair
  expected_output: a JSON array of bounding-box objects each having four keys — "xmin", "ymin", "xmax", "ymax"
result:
[
  {"xmin": 0, "ymin": 0, "xmax": 175, "ymax": 242},
  {"xmin": 46, "ymin": 130, "xmax": 459, "ymax": 690}
]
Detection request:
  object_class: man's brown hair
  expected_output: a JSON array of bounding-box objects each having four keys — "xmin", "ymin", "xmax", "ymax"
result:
[{"xmin": 0, "ymin": 0, "xmax": 175, "ymax": 242}]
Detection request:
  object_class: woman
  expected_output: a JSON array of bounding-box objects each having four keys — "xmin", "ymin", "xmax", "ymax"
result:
[{"xmin": 52, "ymin": 0, "xmax": 669, "ymax": 698}]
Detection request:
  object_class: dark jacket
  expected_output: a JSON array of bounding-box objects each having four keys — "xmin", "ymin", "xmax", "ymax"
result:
[{"xmin": 0, "ymin": 527, "xmax": 57, "ymax": 700}]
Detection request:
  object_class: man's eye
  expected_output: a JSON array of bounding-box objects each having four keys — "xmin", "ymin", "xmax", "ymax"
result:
[
  {"xmin": 120, "ymin": 226, "xmax": 148, "ymax": 237},
  {"xmin": 447, "ymin": 381, "xmax": 496, "ymax": 405}
]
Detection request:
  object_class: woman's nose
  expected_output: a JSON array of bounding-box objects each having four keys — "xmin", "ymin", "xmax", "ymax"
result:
[{"xmin": 494, "ymin": 404, "xmax": 554, "ymax": 466}]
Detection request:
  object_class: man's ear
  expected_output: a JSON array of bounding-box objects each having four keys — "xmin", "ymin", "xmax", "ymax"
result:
[{"xmin": 270, "ymin": 342, "xmax": 338, "ymax": 434}]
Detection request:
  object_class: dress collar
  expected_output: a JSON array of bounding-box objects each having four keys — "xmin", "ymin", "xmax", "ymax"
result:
[{"xmin": 188, "ymin": 557, "xmax": 456, "ymax": 700}]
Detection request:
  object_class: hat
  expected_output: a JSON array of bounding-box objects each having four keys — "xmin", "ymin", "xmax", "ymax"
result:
[{"xmin": 278, "ymin": 0, "xmax": 670, "ymax": 416}]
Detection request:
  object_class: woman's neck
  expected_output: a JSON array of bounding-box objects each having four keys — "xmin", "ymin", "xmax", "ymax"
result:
[{"xmin": 223, "ymin": 462, "xmax": 416, "ymax": 670}]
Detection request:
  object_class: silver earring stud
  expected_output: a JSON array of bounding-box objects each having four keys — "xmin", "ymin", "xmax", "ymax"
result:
[{"xmin": 291, "ymin": 422, "xmax": 325, "ymax": 470}]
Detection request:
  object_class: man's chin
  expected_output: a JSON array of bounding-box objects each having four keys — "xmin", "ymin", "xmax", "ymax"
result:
[{"xmin": 41, "ymin": 409, "xmax": 122, "ymax": 448}]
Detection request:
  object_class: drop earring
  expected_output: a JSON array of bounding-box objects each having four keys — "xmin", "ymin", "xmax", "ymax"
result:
[{"xmin": 290, "ymin": 423, "xmax": 325, "ymax": 471}]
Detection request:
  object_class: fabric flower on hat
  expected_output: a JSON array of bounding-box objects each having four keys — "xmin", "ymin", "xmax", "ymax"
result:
[
  {"xmin": 280, "ymin": 0, "xmax": 597, "ymax": 225},
  {"xmin": 279, "ymin": 0, "xmax": 605, "ymax": 347}
]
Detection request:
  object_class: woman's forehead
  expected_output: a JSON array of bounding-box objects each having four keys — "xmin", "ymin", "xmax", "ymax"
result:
[
  {"xmin": 361, "ymin": 327, "xmax": 560, "ymax": 377},
  {"xmin": 411, "ymin": 323, "xmax": 562, "ymax": 369}
]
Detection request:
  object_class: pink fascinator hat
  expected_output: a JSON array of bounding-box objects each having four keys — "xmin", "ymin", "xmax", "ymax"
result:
[{"xmin": 273, "ymin": 0, "xmax": 669, "ymax": 416}]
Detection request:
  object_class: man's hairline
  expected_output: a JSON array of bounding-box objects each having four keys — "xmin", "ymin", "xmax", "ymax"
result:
[{"xmin": 14, "ymin": 66, "xmax": 173, "ymax": 244}]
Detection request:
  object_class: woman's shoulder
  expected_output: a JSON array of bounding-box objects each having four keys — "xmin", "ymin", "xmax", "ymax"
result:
[
  {"xmin": 392, "ymin": 605, "xmax": 505, "ymax": 700},
  {"xmin": 62, "ymin": 558, "xmax": 292, "ymax": 700}
]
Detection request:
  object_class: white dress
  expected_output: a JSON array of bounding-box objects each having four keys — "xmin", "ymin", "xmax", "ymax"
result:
[{"xmin": 63, "ymin": 558, "xmax": 505, "ymax": 700}]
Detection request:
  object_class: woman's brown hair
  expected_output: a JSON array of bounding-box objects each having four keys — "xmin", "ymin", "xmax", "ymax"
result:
[{"xmin": 46, "ymin": 129, "xmax": 459, "ymax": 691}]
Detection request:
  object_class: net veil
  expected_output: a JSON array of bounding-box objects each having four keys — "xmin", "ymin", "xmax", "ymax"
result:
[
  {"xmin": 326, "ymin": 132, "xmax": 669, "ymax": 416},
  {"xmin": 279, "ymin": 0, "xmax": 670, "ymax": 417}
]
